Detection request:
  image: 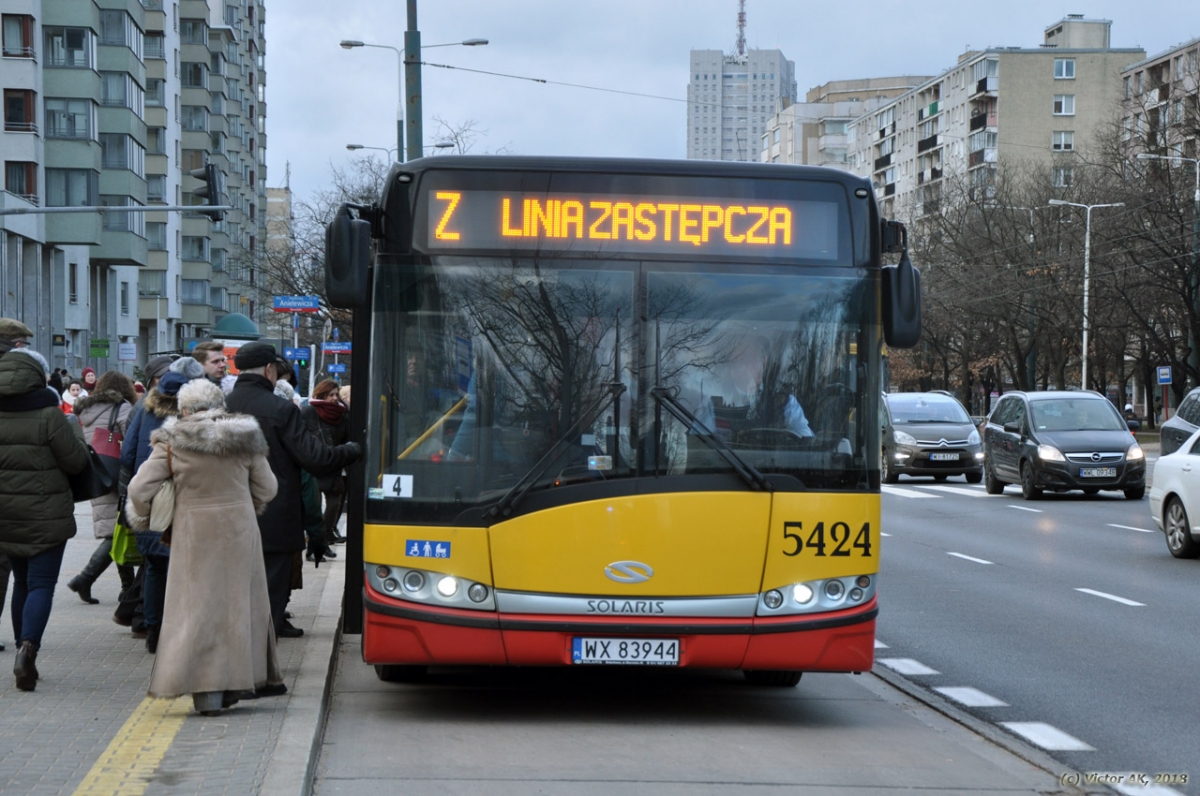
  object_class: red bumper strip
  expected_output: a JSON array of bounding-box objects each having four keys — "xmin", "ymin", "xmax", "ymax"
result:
[{"xmin": 363, "ymin": 590, "xmax": 499, "ymax": 630}]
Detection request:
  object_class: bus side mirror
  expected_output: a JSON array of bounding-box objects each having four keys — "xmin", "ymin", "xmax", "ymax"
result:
[
  {"xmin": 882, "ymin": 249, "xmax": 921, "ymax": 348},
  {"xmin": 325, "ymin": 205, "xmax": 372, "ymax": 308}
]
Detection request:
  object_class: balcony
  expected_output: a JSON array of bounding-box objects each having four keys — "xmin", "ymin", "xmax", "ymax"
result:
[
  {"xmin": 971, "ymin": 76, "xmax": 998, "ymax": 97},
  {"xmin": 917, "ymin": 101, "xmax": 939, "ymax": 121},
  {"xmin": 874, "ymin": 153, "xmax": 892, "ymax": 171},
  {"xmin": 968, "ymin": 147, "xmax": 997, "ymax": 168},
  {"xmin": 884, "ymin": 183, "xmax": 896, "ymax": 197},
  {"xmin": 917, "ymin": 134, "xmax": 940, "ymax": 153}
]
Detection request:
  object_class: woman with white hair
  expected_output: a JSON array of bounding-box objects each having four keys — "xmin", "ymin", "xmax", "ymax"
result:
[{"xmin": 127, "ymin": 378, "xmax": 285, "ymax": 715}]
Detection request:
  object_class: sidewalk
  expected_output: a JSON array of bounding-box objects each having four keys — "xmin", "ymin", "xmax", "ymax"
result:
[{"xmin": 0, "ymin": 501, "xmax": 345, "ymax": 796}]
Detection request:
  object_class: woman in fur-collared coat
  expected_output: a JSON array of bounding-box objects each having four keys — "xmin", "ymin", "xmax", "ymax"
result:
[{"xmin": 127, "ymin": 379, "xmax": 284, "ymax": 715}]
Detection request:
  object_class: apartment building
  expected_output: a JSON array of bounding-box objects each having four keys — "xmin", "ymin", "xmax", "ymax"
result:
[
  {"xmin": 760, "ymin": 76, "xmax": 931, "ymax": 169},
  {"xmin": 0, "ymin": 0, "xmax": 267, "ymax": 373},
  {"xmin": 1120, "ymin": 37, "xmax": 1200, "ymax": 160},
  {"xmin": 847, "ymin": 17, "xmax": 1144, "ymax": 219},
  {"xmin": 687, "ymin": 48, "xmax": 797, "ymax": 162}
]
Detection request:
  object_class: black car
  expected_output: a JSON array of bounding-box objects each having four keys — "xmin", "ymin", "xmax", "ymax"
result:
[
  {"xmin": 1159, "ymin": 386, "xmax": 1200, "ymax": 455},
  {"xmin": 982, "ymin": 390, "xmax": 1145, "ymax": 500},
  {"xmin": 882, "ymin": 392, "xmax": 983, "ymax": 483}
]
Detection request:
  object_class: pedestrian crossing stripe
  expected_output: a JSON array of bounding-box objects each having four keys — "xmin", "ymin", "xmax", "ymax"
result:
[
  {"xmin": 72, "ymin": 696, "xmax": 191, "ymax": 796},
  {"xmin": 882, "ymin": 484, "xmax": 984, "ymax": 499}
]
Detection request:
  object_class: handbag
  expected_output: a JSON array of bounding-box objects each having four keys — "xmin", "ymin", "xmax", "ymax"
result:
[
  {"xmin": 90, "ymin": 403, "xmax": 124, "ymax": 482},
  {"xmin": 111, "ymin": 504, "xmax": 143, "ymax": 566},
  {"xmin": 148, "ymin": 443, "xmax": 176, "ymax": 544},
  {"xmin": 69, "ymin": 444, "xmax": 118, "ymax": 502}
]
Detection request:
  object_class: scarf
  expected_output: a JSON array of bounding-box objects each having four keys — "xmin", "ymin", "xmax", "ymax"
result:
[{"xmin": 310, "ymin": 398, "xmax": 346, "ymax": 425}]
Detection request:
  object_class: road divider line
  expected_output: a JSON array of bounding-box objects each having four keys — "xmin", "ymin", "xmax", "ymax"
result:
[
  {"xmin": 877, "ymin": 658, "xmax": 939, "ymax": 676},
  {"xmin": 1007, "ymin": 505, "xmax": 1043, "ymax": 513},
  {"xmin": 1075, "ymin": 588, "xmax": 1145, "ymax": 606},
  {"xmin": 1107, "ymin": 523, "xmax": 1154, "ymax": 533},
  {"xmin": 912, "ymin": 484, "xmax": 989, "ymax": 497},
  {"xmin": 72, "ymin": 696, "xmax": 192, "ymax": 796},
  {"xmin": 881, "ymin": 485, "xmax": 939, "ymax": 499},
  {"xmin": 947, "ymin": 552, "xmax": 993, "ymax": 565},
  {"xmin": 934, "ymin": 686, "xmax": 1008, "ymax": 707},
  {"xmin": 880, "ymin": 532, "xmax": 892, "ymax": 537},
  {"xmin": 1000, "ymin": 721, "xmax": 1095, "ymax": 751},
  {"xmin": 873, "ymin": 639, "xmax": 888, "ymax": 649}
]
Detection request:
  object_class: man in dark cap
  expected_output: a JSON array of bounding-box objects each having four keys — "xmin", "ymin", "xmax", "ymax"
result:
[
  {"xmin": 142, "ymin": 355, "xmax": 175, "ymax": 392},
  {"xmin": 0, "ymin": 317, "xmax": 33, "ymax": 355},
  {"xmin": 225, "ymin": 341, "xmax": 361, "ymax": 637}
]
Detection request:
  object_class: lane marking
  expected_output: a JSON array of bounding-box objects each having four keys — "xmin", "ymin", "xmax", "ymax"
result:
[
  {"xmin": 1007, "ymin": 505, "xmax": 1042, "ymax": 513},
  {"xmin": 877, "ymin": 658, "xmax": 939, "ymax": 676},
  {"xmin": 1075, "ymin": 588, "xmax": 1145, "ymax": 606},
  {"xmin": 882, "ymin": 485, "xmax": 938, "ymax": 499},
  {"xmin": 912, "ymin": 484, "xmax": 989, "ymax": 498},
  {"xmin": 873, "ymin": 640, "xmax": 888, "ymax": 649},
  {"xmin": 73, "ymin": 696, "xmax": 192, "ymax": 796},
  {"xmin": 1107, "ymin": 523, "xmax": 1154, "ymax": 534},
  {"xmin": 880, "ymin": 532, "xmax": 892, "ymax": 537},
  {"xmin": 1113, "ymin": 781, "xmax": 1186, "ymax": 796},
  {"xmin": 934, "ymin": 686, "xmax": 1009, "ymax": 707},
  {"xmin": 1000, "ymin": 721, "xmax": 1095, "ymax": 751},
  {"xmin": 947, "ymin": 552, "xmax": 993, "ymax": 565}
]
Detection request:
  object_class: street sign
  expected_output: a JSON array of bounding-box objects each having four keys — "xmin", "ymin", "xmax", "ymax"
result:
[
  {"xmin": 52, "ymin": 334, "xmax": 65, "ymax": 347},
  {"xmin": 284, "ymin": 347, "xmax": 309, "ymax": 360},
  {"xmin": 322, "ymin": 341, "xmax": 351, "ymax": 354},
  {"xmin": 1158, "ymin": 366, "xmax": 1172, "ymax": 385},
  {"xmin": 272, "ymin": 295, "xmax": 321, "ymax": 313},
  {"xmin": 89, "ymin": 338, "xmax": 110, "ymax": 357},
  {"xmin": 118, "ymin": 342, "xmax": 137, "ymax": 361},
  {"xmin": 327, "ymin": 363, "xmax": 346, "ymax": 374}
]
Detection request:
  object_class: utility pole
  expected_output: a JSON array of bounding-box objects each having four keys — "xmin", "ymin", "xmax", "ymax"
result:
[{"xmin": 404, "ymin": 0, "xmax": 423, "ymax": 162}]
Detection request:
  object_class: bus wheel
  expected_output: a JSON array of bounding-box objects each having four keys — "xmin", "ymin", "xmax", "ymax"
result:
[
  {"xmin": 743, "ymin": 670, "xmax": 802, "ymax": 687},
  {"xmin": 374, "ymin": 664, "xmax": 428, "ymax": 683}
]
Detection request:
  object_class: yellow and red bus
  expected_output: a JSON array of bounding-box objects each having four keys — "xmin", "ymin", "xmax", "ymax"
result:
[{"xmin": 326, "ymin": 156, "xmax": 920, "ymax": 686}]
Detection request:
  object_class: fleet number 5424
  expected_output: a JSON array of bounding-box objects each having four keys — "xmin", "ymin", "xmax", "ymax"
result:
[{"xmin": 782, "ymin": 521, "xmax": 872, "ymax": 557}]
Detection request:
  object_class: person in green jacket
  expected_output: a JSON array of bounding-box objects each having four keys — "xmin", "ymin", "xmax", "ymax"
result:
[{"xmin": 0, "ymin": 347, "xmax": 90, "ymax": 691}]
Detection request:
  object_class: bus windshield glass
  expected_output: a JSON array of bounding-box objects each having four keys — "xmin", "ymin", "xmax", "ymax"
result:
[{"xmin": 366, "ymin": 255, "xmax": 876, "ymax": 522}]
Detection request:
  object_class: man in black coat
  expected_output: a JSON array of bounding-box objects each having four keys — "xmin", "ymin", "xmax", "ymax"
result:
[{"xmin": 225, "ymin": 342, "xmax": 361, "ymax": 637}]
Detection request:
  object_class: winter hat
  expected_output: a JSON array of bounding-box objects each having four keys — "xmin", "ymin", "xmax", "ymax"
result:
[
  {"xmin": 0, "ymin": 317, "xmax": 33, "ymax": 340},
  {"xmin": 143, "ymin": 355, "xmax": 176, "ymax": 384},
  {"xmin": 157, "ymin": 371, "xmax": 191, "ymax": 397},
  {"xmin": 169, "ymin": 356, "xmax": 205, "ymax": 380},
  {"xmin": 7, "ymin": 347, "xmax": 50, "ymax": 375},
  {"xmin": 234, "ymin": 341, "xmax": 277, "ymax": 370},
  {"xmin": 81, "ymin": 366, "xmax": 97, "ymax": 385}
]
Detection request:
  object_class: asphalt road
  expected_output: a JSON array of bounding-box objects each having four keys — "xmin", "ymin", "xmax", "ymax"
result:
[{"xmin": 878, "ymin": 471, "xmax": 1197, "ymax": 794}]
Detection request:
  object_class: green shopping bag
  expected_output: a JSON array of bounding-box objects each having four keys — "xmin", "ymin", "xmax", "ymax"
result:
[{"xmin": 111, "ymin": 511, "xmax": 143, "ymax": 566}]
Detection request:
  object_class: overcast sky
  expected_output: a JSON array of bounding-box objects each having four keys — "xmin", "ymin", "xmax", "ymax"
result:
[{"xmin": 265, "ymin": 0, "xmax": 1199, "ymax": 203}]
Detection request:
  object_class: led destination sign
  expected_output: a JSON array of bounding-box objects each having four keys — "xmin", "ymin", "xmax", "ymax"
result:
[{"xmin": 424, "ymin": 190, "xmax": 840, "ymax": 260}]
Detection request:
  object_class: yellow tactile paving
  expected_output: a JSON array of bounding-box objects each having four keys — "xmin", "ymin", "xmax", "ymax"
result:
[{"xmin": 71, "ymin": 696, "xmax": 192, "ymax": 796}]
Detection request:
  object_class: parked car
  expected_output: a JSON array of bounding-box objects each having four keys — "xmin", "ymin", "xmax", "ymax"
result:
[
  {"xmin": 1148, "ymin": 425, "xmax": 1200, "ymax": 558},
  {"xmin": 1159, "ymin": 386, "xmax": 1200, "ymax": 456},
  {"xmin": 881, "ymin": 392, "xmax": 983, "ymax": 483},
  {"xmin": 982, "ymin": 390, "xmax": 1145, "ymax": 500}
]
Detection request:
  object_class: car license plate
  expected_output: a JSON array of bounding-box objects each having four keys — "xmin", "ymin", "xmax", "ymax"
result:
[
  {"xmin": 1079, "ymin": 467, "xmax": 1116, "ymax": 478},
  {"xmin": 929, "ymin": 452, "xmax": 958, "ymax": 461},
  {"xmin": 572, "ymin": 637, "xmax": 679, "ymax": 666}
]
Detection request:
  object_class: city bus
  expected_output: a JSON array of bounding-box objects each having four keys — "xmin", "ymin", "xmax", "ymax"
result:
[{"xmin": 326, "ymin": 156, "xmax": 920, "ymax": 686}]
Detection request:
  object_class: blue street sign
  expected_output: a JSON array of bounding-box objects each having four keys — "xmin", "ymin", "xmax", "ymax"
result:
[
  {"xmin": 332, "ymin": 327, "xmax": 340, "ymax": 341},
  {"xmin": 322, "ymin": 341, "xmax": 351, "ymax": 354},
  {"xmin": 1158, "ymin": 366, "xmax": 1172, "ymax": 385},
  {"xmin": 284, "ymin": 347, "xmax": 309, "ymax": 360},
  {"xmin": 327, "ymin": 363, "xmax": 346, "ymax": 373},
  {"xmin": 272, "ymin": 295, "xmax": 321, "ymax": 313}
]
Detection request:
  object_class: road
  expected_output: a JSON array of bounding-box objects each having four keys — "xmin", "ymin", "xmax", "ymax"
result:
[{"xmin": 878, "ymin": 473, "xmax": 1196, "ymax": 795}]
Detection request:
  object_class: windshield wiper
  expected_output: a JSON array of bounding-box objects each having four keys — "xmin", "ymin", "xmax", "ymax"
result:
[
  {"xmin": 650, "ymin": 387, "xmax": 773, "ymax": 492},
  {"xmin": 487, "ymin": 381, "xmax": 627, "ymax": 520}
]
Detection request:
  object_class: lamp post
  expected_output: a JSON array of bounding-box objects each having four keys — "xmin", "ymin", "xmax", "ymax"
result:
[
  {"xmin": 345, "ymin": 142, "xmax": 453, "ymax": 160},
  {"xmin": 1048, "ymin": 199, "xmax": 1125, "ymax": 389},
  {"xmin": 339, "ymin": 36, "xmax": 487, "ymax": 162},
  {"xmin": 1138, "ymin": 152, "xmax": 1200, "ymax": 384}
]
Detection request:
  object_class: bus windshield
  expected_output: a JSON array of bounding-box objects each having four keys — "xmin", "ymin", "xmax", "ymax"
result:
[{"xmin": 367, "ymin": 255, "xmax": 876, "ymax": 522}]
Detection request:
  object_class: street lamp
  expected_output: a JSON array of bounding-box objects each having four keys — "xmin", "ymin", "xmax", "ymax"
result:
[
  {"xmin": 1138, "ymin": 152, "xmax": 1200, "ymax": 382},
  {"xmin": 346, "ymin": 142, "xmax": 453, "ymax": 159},
  {"xmin": 1048, "ymin": 199, "xmax": 1125, "ymax": 389},
  {"xmin": 339, "ymin": 37, "xmax": 487, "ymax": 162}
]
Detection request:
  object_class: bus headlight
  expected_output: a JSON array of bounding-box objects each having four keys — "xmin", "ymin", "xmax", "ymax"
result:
[
  {"xmin": 758, "ymin": 574, "xmax": 876, "ymax": 616},
  {"xmin": 383, "ymin": 578, "xmax": 399, "ymax": 593},
  {"xmin": 402, "ymin": 570, "xmax": 425, "ymax": 592},
  {"xmin": 366, "ymin": 563, "xmax": 496, "ymax": 611},
  {"xmin": 792, "ymin": 584, "xmax": 814, "ymax": 604},
  {"xmin": 824, "ymin": 580, "xmax": 845, "ymax": 600},
  {"xmin": 763, "ymin": 589, "xmax": 784, "ymax": 609},
  {"xmin": 468, "ymin": 583, "xmax": 489, "ymax": 603},
  {"xmin": 436, "ymin": 576, "xmax": 459, "ymax": 597}
]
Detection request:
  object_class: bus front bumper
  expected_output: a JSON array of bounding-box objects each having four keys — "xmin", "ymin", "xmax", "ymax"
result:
[{"xmin": 362, "ymin": 586, "xmax": 877, "ymax": 672}]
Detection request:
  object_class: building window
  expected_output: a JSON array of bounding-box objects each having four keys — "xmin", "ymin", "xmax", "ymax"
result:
[
  {"xmin": 121, "ymin": 282, "xmax": 130, "ymax": 316},
  {"xmin": 146, "ymin": 78, "xmax": 165, "ymax": 107},
  {"xmin": 4, "ymin": 161, "xmax": 37, "ymax": 203},
  {"xmin": 138, "ymin": 269, "xmax": 165, "ymax": 296},
  {"xmin": 1053, "ymin": 167, "xmax": 1073, "ymax": 188},
  {"xmin": 99, "ymin": 11, "xmax": 142, "ymax": 59},
  {"xmin": 4, "ymin": 89, "xmax": 36, "ymax": 132},
  {"xmin": 181, "ymin": 105, "xmax": 209, "ymax": 132},
  {"xmin": 182, "ymin": 236, "xmax": 209, "ymax": 262},
  {"xmin": 147, "ymin": 174, "xmax": 165, "ymax": 202},
  {"xmin": 100, "ymin": 72, "xmax": 145, "ymax": 116},
  {"xmin": 2, "ymin": 14, "xmax": 35, "ymax": 58},
  {"xmin": 1135, "ymin": 71, "xmax": 1143, "ymax": 94},
  {"xmin": 181, "ymin": 279, "xmax": 209, "ymax": 305},
  {"xmin": 100, "ymin": 133, "xmax": 145, "ymax": 177},
  {"xmin": 146, "ymin": 222, "xmax": 167, "ymax": 250},
  {"xmin": 180, "ymin": 19, "xmax": 207, "ymax": 45},
  {"xmin": 1053, "ymin": 95, "xmax": 1075, "ymax": 115},
  {"xmin": 147, "ymin": 126, "xmax": 166, "ymax": 154},
  {"xmin": 1052, "ymin": 131, "xmax": 1074, "ymax": 151},
  {"xmin": 46, "ymin": 168, "xmax": 98, "ymax": 207},
  {"xmin": 182, "ymin": 149, "xmax": 205, "ymax": 172},
  {"xmin": 145, "ymin": 33, "xmax": 164, "ymax": 59},
  {"xmin": 44, "ymin": 98, "xmax": 92, "ymax": 139},
  {"xmin": 101, "ymin": 196, "xmax": 146, "ymax": 235},
  {"xmin": 181, "ymin": 62, "xmax": 207, "ymax": 89},
  {"xmin": 44, "ymin": 27, "xmax": 92, "ymax": 67},
  {"xmin": 69, "ymin": 262, "xmax": 78, "ymax": 303},
  {"xmin": 1123, "ymin": 76, "xmax": 1131, "ymax": 99},
  {"xmin": 1054, "ymin": 59, "xmax": 1075, "ymax": 79}
]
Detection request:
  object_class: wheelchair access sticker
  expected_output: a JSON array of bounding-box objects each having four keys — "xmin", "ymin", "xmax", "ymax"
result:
[{"xmin": 407, "ymin": 540, "xmax": 450, "ymax": 559}]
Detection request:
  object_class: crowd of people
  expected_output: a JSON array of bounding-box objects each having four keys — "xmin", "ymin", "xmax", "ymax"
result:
[{"xmin": 0, "ymin": 319, "xmax": 361, "ymax": 716}]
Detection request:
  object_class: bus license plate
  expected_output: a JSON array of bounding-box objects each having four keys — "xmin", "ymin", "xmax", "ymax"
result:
[
  {"xmin": 572, "ymin": 637, "xmax": 679, "ymax": 666},
  {"xmin": 1080, "ymin": 467, "xmax": 1116, "ymax": 478},
  {"xmin": 929, "ymin": 452, "xmax": 958, "ymax": 461}
]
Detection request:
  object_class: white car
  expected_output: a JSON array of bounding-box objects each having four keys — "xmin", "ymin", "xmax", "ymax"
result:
[{"xmin": 1148, "ymin": 426, "xmax": 1200, "ymax": 558}]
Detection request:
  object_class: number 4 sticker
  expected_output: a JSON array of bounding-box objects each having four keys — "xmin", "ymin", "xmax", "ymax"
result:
[{"xmin": 381, "ymin": 474, "xmax": 413, "ymax": 499}]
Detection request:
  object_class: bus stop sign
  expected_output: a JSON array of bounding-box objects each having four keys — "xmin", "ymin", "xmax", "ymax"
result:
[{"xmin": 1158, "ymin": 366, "xmax": 1172, "ymax": 385}]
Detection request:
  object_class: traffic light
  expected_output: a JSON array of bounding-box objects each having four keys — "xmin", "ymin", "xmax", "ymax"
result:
[
  {"xmin": 297, "ymin": 353, "xmax": 308, "ymax": 368},
  {"xmin": 188, "ymin": 163, "xmax": 226, "ymax": 221}
]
